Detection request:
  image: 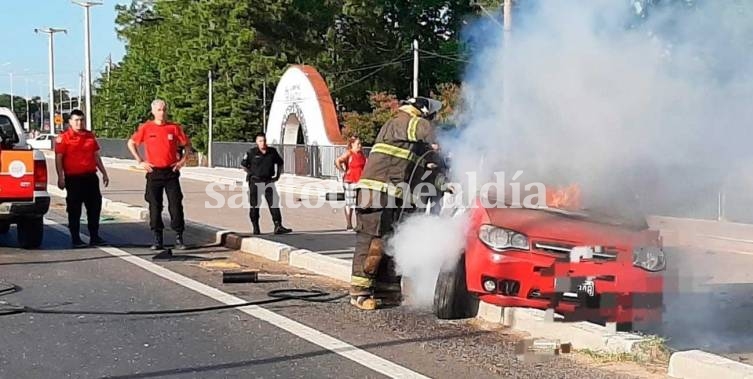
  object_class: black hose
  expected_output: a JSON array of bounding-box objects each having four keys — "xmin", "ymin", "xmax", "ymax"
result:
[{"xmin": 0, "ymin": 286, "xmax": 347, "ymax": 317}]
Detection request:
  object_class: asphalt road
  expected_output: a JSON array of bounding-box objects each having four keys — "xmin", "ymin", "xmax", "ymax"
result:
[{"xmin": 0, "ymin": 207, "xmax": 659, "ymax": 379}]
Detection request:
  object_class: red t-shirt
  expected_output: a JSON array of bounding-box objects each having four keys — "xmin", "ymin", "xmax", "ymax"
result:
[
  {"xmin": 130, "ymin": 121, "xmax": 189, "ymax": 168},
  {"xmin": 343, "ymin": 150, "xmax": 366, "ymax": 183},
  {"xmin": 54, "ymin": 128, "xmax": 100, "ymax": 175}
]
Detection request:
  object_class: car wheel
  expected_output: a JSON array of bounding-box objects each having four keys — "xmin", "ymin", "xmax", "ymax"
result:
[
  {"xmin": 433, "ymin": 255, "xmax": 479, "ymax": 319},
  {"xmin": 0, "ymin": 222, "xmax": 9, "ymax": 235},
  {"xmin": 17, "ymin": 217, "xmax": 44, "ymax": 249}
]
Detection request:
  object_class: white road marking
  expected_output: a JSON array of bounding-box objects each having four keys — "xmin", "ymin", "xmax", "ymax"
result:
[{"xmin": 44, "ymin": 219, "xmax": 429, "ymax": 378}]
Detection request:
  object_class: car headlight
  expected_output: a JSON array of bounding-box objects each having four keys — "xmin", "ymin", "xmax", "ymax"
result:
[
  {"xmin": 478, "ymin": 224, "xmax": 529, "ymax": 251},
  {"xmin": 632, "ymin": 246, "xmax": 666, "ymax": 271}
]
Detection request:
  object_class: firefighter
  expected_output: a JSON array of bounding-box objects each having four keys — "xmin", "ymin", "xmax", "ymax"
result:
[
  {"xmin": 55, "ymin": 109, "xmax": 109, "ymax": 248},
  {"xmin": 350, "ymin": 96, "xmax": 454, "ymax": 310},
  {"xmin": 127, "ymin": 99, "xmax": 192, "ymax": 250}
]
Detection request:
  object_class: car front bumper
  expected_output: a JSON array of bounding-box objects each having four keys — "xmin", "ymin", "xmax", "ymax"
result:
[{"xmin": 465, "ymin": 239, "xmax": 664, "ymax": 323}]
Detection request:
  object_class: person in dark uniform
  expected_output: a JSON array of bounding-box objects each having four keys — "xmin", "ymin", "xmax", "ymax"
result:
[
  {"xmin": 240, "ymin": 133, "xmax": 292, "ymax": 235},
  {"xmin": 55, "ymin": 109, "xmax": 109, "ymax": 248},
  {"xmin": 127, "ymin": 99, "xmax": 191, "ymax": 250}
]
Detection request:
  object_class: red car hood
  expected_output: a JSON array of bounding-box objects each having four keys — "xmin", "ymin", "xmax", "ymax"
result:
[{"xmin": 484, "ymin": 207, "xmax": 657, "ymax": 248}]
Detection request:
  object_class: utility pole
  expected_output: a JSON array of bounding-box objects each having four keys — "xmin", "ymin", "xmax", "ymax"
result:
[
  {"xmin": 8, "ymin": 73, "xmax": 13, "ymax": 112},
  {"xmin": 35, "ymin": 27, "xmax": 66, "ymax": 135},
  {"xmin": 208, "ymin": 70, "xmax": 213, "ymax": 168},
  {"xmin": 412, "ymin": 39, "xmax": 419, "ymax": 98},
  {"xmin": 262, "ymin": 79, "xmax": 267, "ymax": 133},
  {"xmin": 504, "ymin": 0, "xmax": 513, "ymax": 31},
  {"xmin": 502, "ymin": 0, "xmax": 513, "ymax": 165},
  {"xmin": 78, "ymin": 72, "xmax": 83, "ymax": 109},
  {"xmin": 73, "ymin": 1, "xmax": 102, "ymax": 131}
]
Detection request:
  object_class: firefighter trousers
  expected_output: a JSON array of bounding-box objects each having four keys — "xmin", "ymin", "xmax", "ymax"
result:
[{"xmin": 350, "ymin": 195, "xmax": 413, "ymax": 299}]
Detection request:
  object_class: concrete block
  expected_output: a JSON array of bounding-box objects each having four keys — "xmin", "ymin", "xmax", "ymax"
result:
[
  {"xmin": 103, "ymin": 201, "xmax": 148, "ymax": 220},
  {"xmin": 214, "ymin": 230, "xmax": 233, "ymax": 246},
  {"xmin": 238, "ymin": 237, "xmax": 292, "ymax": 262},
  {"xmin": 476, "ymin": 302, "xmax": 504, "ymax": 324},
  {"xmin": 288, "ymin": 250, "xmax": 351, "ymax": 283},
  {"xmin": 668, "ymin": 350, "xmax": 753, "ymax": 379}
]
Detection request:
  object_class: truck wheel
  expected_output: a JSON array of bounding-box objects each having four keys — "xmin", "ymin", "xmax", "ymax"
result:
[
  {"xmin": 17, "ymin": 217, "xmax": 44, "ymax": 249},
  {"xmin": 0, "ymin": 222, "xmax": 9, "ymax": 235},
  {"xmin": 433, "ymin": 255, "xmax": 479, "ymax": 319}
]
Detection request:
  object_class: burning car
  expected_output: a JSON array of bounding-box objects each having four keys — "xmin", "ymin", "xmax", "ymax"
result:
[{"xmin": 433, "ymin": 186, "xmax": 665, "ymax": 330}]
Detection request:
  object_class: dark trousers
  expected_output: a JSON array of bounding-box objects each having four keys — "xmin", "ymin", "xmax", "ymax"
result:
[
  {"xmin": 144, "ymin": 168, "xmax": 185, "ymax": 233},
  {"xmin": 65, "ymin": 173, "xmax": 102, "ymax": 241},
  {"xmin": 248, "ymin": 181, "xmax": 282, "ymax": 225}
]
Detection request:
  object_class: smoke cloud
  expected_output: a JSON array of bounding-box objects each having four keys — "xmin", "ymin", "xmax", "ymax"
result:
[{"xmin": 448, "ymin": 0, "xmax": 753, "ymax": 220}]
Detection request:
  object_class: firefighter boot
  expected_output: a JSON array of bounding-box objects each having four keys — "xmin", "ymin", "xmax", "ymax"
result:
[{"xmin": 350, "ymin": 295, "xmax": 380, "ymax": 310}]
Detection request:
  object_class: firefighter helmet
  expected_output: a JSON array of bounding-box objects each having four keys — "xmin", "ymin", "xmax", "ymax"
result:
[{"xmin": 402, "ymin": 97, "xmax": 443, "ymax": 119}]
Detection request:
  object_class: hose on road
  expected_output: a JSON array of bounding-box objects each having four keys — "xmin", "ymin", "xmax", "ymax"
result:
[{"xmin": 0, "ymin": 284, "xmax": 347, "ymax": 317}]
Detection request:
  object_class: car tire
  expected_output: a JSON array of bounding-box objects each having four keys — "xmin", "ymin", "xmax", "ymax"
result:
[
  {"xmin": 17, "ymin": 217, "xmax": 44, "ymax": 249},
  {"xmin": 433, "ymin": 255, "xmax": 479, "ymax": 319},
  {"xmin": 0, "ymin": 222, "xmax": 9, "ymax": 235}
]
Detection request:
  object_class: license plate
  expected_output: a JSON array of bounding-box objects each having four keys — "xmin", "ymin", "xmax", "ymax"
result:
[{"xmin": 578, "ymin": 280, "xmax": 595, "ymax": 297}]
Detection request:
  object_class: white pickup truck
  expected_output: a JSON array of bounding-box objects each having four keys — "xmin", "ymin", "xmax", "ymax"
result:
[{"xmin": 0, "ymin": 107, "xmax": 50, "ymax": 248}]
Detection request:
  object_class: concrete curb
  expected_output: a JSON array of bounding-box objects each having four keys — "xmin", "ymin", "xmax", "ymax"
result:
[
  {"xmin": 476, "ymin": 303, "xmax": 647, "ymax": 354},
  {"xmin": 668, "ymin": 350, "xmax": 753, "ymax": 379},
  {"xmin": 48, "ymin": 186, "xmax": 149, "ymax": 221},
  {"xmin": 288, "ymin": 249, "xmax": 351, "ymax": 283}
]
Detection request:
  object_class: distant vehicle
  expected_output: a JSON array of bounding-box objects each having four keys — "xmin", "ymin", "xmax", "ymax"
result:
[
  {"xmin": 26, "ymin": 133, "xmax": 56, "ymax": 150},
  {"xmin": 0, "ymin": 108, "xmax": 50, "ymax": 249},
  {"xmin": 434, "ymin": 190, "xmax": 665, "ymax": 331}
]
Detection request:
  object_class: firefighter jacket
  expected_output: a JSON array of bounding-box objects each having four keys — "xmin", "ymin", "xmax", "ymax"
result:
[{"xmin": 356, "ymin": 106, "xmax": 449, "ymax": 206}]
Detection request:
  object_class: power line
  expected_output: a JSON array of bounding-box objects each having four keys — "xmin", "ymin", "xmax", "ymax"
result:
[{"xmin": 418, "ymin": 49, "xmax": 470, "ymax": 63}]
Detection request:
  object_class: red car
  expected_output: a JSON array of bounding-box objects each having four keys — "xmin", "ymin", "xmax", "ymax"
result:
[{"xmin": 433, "ymin": 191, "xmax": 665, "ymax": 330}]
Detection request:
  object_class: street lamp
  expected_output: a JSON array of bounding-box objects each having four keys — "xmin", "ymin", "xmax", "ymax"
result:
[
  {"xmin": 35, "ymin": 27, "xmax": 67, "ymax": 135},
  {"xmin": 73, "ymin": 1, "xmax": 102, "ymax": 131}
]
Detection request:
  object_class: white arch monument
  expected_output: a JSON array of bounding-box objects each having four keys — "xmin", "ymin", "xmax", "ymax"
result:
[{"xmin": 266, "ymin": 65, "xmax": 345, "ymax": 146}]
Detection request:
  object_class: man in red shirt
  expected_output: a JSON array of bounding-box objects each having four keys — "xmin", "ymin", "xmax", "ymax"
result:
[
  {"xmin": 127, "ymin": 99, "xmax": 192, "ymax": 250},
  {"xmin": 55, "ymin": 109, "xmax": 110, "ymax": 248}
]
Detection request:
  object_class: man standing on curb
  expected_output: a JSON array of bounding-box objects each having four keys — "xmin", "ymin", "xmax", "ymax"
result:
[
  {"xmin": 127, "ymin": 99, "xmax": 191, "ymax": 250},
  {"xmin": 55, "ymin": 109, "xmax": 109, "ymax": 248},
  {"xmin": 240, "ymin": 133, "xmax": 292, "ymax": 235}
]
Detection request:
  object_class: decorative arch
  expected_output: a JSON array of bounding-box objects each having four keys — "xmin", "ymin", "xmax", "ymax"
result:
[{"xmin": 266, "ymin": 65, "xmax": 345, "ymax": 146}]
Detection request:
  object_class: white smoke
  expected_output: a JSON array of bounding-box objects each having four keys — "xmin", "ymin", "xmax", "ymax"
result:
[
  {"xmin": 387, "ymin": 1, "xmax": 753, "ymax": 319},
  {"xmin": 386, "ymin": 210, "xmax": 470, "ymax": 308},
  {"xmin": 447, "ymin": 0, "xmax": 753, "ymax": 219}
]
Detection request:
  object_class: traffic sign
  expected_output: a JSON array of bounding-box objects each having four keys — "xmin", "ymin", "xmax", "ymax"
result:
[{"xmin": 54, "ymin": 114, "xmax": 63, "ymax": 126}]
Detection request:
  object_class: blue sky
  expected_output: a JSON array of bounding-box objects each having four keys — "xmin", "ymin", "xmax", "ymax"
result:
[{"xmin": 0, "ymin": 0, "xmax": 128, "ymax": 98}]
